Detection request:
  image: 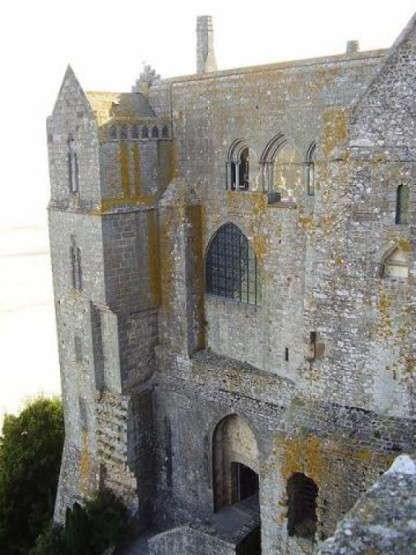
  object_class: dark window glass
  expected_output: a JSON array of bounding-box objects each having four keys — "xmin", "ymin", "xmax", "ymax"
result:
[{"xmin": 206, "ymin": 223, "xmax": 260, "ymax": 305}]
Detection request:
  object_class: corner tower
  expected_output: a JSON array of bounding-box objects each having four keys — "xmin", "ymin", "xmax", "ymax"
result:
[{"xmin": 47, "ymin": 66, "xmax": 172, "ymax": 523}]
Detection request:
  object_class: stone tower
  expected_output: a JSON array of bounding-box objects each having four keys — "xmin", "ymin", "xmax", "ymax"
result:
[{"xmin": 47, "ymin": 66, "xmax": 173, "ymax": 523}]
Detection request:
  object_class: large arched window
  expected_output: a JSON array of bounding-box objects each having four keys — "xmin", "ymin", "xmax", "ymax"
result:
[{"xmin": 205, "ymin": 223, "xmax": 260, "ymax": 305}]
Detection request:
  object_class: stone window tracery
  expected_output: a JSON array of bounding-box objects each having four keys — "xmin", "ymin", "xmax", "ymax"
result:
[
  {"xmin": 205, "ymin": 223, "xmax": 260, "ymax": 305},
  {"xmin": 227, "ymin": 140, "xmax": 255, "ymax": 191}
]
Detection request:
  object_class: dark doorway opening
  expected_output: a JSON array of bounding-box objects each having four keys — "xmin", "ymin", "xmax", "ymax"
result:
[
  {"xmin": 231, "ymin": 462, "xmax": 259, "ymax": 504},
  {"xmin": 287, "ymin": 473, "xmax": 318, "ymax": 540}
]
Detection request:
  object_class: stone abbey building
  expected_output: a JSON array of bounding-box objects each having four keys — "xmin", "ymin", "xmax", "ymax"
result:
[{"xmin": 47, "ymin": 14, "xmax": 416, "ymax": 554}]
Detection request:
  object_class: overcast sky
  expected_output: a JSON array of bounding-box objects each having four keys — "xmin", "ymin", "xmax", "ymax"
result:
[{"xmin": 0, "ymin": 0, "xmax": 415, "ymax": 226}]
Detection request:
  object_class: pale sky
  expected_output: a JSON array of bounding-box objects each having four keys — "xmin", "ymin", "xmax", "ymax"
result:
[{"xmin": 0, "ymin": 0, "xmax": 415, "ymax": 226}]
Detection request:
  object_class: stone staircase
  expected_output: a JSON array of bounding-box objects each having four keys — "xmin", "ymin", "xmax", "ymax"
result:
[{"xmin": 96, "ymin": 392, "xmax": 138, "ymax": 512}]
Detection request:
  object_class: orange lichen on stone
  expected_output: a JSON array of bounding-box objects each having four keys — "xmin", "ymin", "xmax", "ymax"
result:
[
  {"xmin": 322, "ymin": 108, "xmax": 348, "ymax": 156},
  {"xmin": 281, "ymin": 433, "xmax": 325, "ymax": 484},
  {"xmin": 80, "ymin": 431, "xmax": 91, "ymax": 495},
  {"xmin": 147, "ymin": 209, "xmax": 161, "ymax": 306}
]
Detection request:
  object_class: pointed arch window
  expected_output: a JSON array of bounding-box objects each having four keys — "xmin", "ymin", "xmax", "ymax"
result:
[
  {"xmin": 152, "ymin": 125, "xmax": 159, "ymax": 138},
  {"xmin": 68, "ymin": 139, "xmax": 79, "ymax": 194},
  {"xmin": 395, "ymin": 184, "xmax": 409, "ymax": 225},
  {"xmin": 205, "ymin": 223, "xmax": 260, "ymax": 305},
  {"xmin": 227, "ymin": 140, "xmax": 251, "ymax": 191}
]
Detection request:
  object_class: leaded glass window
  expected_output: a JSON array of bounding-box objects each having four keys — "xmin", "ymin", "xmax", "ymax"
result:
[{"xmin": 205, "ymin": 223, "xmax": 260, "ymax": 305}]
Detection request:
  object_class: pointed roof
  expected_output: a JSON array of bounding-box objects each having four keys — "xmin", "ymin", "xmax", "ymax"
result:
[{"xmin": 51, "ymin": 65, "xmax": 94, "ymax": 119}]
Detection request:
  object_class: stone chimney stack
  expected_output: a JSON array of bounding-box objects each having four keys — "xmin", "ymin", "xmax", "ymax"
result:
[
  {"xmin": 196, "ymin": 16, "xmax": 217, "ymax": 74},
  {"xmin": 346, "ymin": 40, "xmax": 360, "ymax": 54}
]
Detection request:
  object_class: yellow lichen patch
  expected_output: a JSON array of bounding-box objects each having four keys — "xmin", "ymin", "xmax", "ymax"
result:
[
  {"xmin": 335, "ymin": 257, "xmax": 344, "ymax": 266},
  {"xmin": 119, "ymin": 141, "xmax": 130, "ymax": 198},
  {"xmin": 281, "ymin": 433, "xmax": 325, "ymax": 484},
  {"xmin": 132, "ymin": 143, "xmax": 141, "ymax": 197},
  {"xmin": 80, "ymin": 431, "xmax": 91, "ymax": 495},
  {"xmin": 147, "ymin": 210, "xmax": 161, "ymax": 306},
  {"xmin": 398, "ymin": 238, "xmax": 411, "ymax": 253},
  {"xmin": 322, "ymin": 108, "xmax": 348, "ymax": 157}
]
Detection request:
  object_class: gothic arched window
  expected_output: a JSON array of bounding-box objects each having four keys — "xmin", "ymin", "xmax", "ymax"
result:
[
  {"xmin": 152, "ymin": 125, "xmax": 159, "ymax": 138},
  {"xmin": 141, "ymin": 126, "xmax": 149, "ymax": 139},
  {"xmin": 205, "ymin": 223, "xmax": 260, "ymax": 305},
  {"xmin": 227, "ymin": 140, "xmax": 255, "ymax": 191},
  {"xmin": 395, "ymin": 184, "xmax": 409, "ymax": 225}
]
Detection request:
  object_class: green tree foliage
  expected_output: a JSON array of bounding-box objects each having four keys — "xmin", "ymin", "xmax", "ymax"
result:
[
  {"xmin": 0, "ymin": 397, "xmax": 64, "ymax": 555},
  {"xmin": 30, "ymin": 489, "xmax": 128, "ymax": 555}
]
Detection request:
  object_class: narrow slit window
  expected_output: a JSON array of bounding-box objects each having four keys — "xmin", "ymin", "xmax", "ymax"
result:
[
  {"xmin": 395, "ymin": 184, "xmax": 409, "ymax": 225},
  {"xmin": 68, "ymin": 139, "xmax": 79, "ymax": 193},
  {"xmin": 71, "ymin": 239, "xmax": 82, "ymax": 291}
]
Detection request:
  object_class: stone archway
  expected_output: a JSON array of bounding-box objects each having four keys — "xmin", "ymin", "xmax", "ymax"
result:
[{"xmin": 212, "ymin": 414, "xmax": 259, "ymax": 512}]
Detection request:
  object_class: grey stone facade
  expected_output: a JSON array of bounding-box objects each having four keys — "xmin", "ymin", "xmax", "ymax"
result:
[{"xmin": 47, "ymin": 13, "xmax": 416, "ymax": 554}]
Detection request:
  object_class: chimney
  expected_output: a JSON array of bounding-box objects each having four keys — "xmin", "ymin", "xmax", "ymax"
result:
[
  {"xmin": 196, "ymin": 16, "xmax": 217, "ymax": 74},
  {"xmin": 346, "ymin": 40, "xmax": 360, "ymax": 54}
]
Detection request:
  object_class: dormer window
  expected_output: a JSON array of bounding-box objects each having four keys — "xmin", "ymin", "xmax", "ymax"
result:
[{"xmin": 68, "ymin": 139, "xmax": 79, "ymax": 194}]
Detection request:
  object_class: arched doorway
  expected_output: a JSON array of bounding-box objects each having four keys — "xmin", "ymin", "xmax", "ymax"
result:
[
  {"xmin": 212, "ymin": 414, "xmax": 261, "ymax": 553},
  {"xmin": 212, "ymin": 414, "xmax": 259, "ymax": 511}
]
